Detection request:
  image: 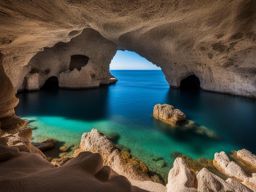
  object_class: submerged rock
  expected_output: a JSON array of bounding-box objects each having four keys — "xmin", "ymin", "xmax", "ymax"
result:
[
  {"xmin": 153, "ymin": 104, "xmax": 186, "ymax": 127},
  {"xmin": 153, "ymin": 104, "xmax": 217, "ymax": 139}
]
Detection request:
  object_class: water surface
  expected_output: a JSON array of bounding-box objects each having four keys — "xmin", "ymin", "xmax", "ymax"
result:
[{"xmin": 16, "ymin": 70, "xmax": 256, "ymax": 178}]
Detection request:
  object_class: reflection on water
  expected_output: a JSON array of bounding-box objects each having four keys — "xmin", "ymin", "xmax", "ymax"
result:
[
  {"xmin": 18, "ymin": 86, "xmax": 110, "ymax": 121},
  {"xmin": 16, "ymin": 70, "xmax": 256, "ymax": 178}
]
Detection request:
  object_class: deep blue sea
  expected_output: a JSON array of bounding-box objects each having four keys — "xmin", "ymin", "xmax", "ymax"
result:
[{"xmin": 16, "ymin": 70, "xmax": 256, "ymax": 178}]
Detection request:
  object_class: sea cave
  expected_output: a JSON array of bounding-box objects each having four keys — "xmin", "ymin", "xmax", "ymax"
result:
[{"xmin": 0, "ymin": 1, "xmax": 256, "ymax": 192}]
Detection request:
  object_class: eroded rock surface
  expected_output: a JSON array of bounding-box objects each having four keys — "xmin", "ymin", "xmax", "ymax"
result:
[
  {"xmin": 166, "ymin": 157, "xmax": 197, "ymax": 192},
  {"xmin": 166, "ymin": 149, "xmax": 256, "ymax": 192},
  {"xmin": 236, "ymin": 149, "xmax": 256, "ymax": 169},
  {"xmin": 213, "ymin": 151, "xmax": 256, "ymax": 191},
  {"xmin": 76, "ymin": 129, "xmax": 166, "ymax": 192},
  {"xmin": 0, "ymin": 145, "xmax": 145, "ymax": 192},
  {"xmin": 20, "ymin": 29, "xmax": 117, "ymax": 90},
  {"xmin": 0, "ymin": 0, "xmax": 255, "ymax": 97},
  {"xmin": 153, "ymin": 104, "xmax": 186, "ymax": 127}
]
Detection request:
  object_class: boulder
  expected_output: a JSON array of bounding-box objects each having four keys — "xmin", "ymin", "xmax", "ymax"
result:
[
  {"xmin": 226, "ymin": 178, "xmax": 253, "ymax": 192},
  {"xmin": 213, "ymin": 151, "xmax": 248, "ymax": 181},
  {"xmin": 77, "ymin": 129, "xmax": 165, "ymax": 191},
  {"xmin": 213, "ymin": 151, "xmax": 256, "ymax": 191},
  {"xmin": 236, "ymin": 149, "xmax": 256, "ymax": 169},
  {"xmin": 153, "ymin": 104, "xmax": 186, "ymax": 127},
  {"xmin": 197, "ymin": 168, "xmax": 233, "ymax": 192},
  {"xmin": 166, "ymin": 157, "xmax": 197, "ymax": 192}
]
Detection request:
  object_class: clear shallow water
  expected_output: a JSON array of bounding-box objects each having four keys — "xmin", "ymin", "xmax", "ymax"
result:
[{"xmin": 16, "ymin": 70, "xmax": 256, "ymax": 178}]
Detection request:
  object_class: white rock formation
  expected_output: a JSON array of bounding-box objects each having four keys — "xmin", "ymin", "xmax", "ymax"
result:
[
  {"xmin": 77, "ymin": 129, "xmax": 166, "ymax": 192},
  {"xmin": 19, "ymin": 28, "xmax": 117, "ymax": 91},
  {"xmin": 0, "ymin": 1, "xmax": 255, "ymax": 97},
  {"xmin": 236, "ymin": 149, "xmax": 256, "ymax": 169},
  {"xmin": 153, "ymin": 104, "xmax": 186, "ymax": 127},
  {"xmin": 213, "ymin": 151, "xmax": 248, "ymax": 181},
  {"xmin": 166, "ymin": 157, "xmax": 197, "ymax": 192},
  {"xmin": 226, "ymin": 178, "xmax": 253, "ymax": 192},
  {"xmin": 197, "ymin": 168, "xmax": 252, "ymax": 192},
  {"xmin": 213, "ymin": 151, "xmax": 256, "ymax": 191}
]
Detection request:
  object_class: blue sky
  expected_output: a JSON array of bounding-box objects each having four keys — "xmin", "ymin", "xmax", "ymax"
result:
[{"xmin": 110, "ymin": 50, "xmax": 160, "ymax": 70}]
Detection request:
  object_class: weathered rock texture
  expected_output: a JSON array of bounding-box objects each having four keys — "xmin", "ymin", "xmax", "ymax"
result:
[
  {"xmin": 153, "ymin": 104, "xmax": 186, "ymax": 127},
  {"xmin": 213, "ymin": 151, "xmax": 256, "ymax": 190},
  {"xmin": 76, "ymin": 129, "xmax": 166, "ymax": 192},
  {"xmin": 153, "ymin": 104, "xmax": 217, "ymax": 139},
  {"xmin": 0, "ymin": 145, "xmax": 146, "ymax": 192},
  {"xmin": 0, "ymin": 0, "xmax": 255, "ymax": 97},
  {"xmin": 167, "ymin": 150, "xmax": 256, "ymax": 192},
  {"xmin": 20, "ymin": 29, "xmax": 117, "ymax": 90},
  {"xmin": 0, "ymin": 0, "xmax": 255, "ymax": 129},
  {"xmin": 0, "ymin": 53, "xmax": 26, "ymax": 130},
  {"xmin": 166, "ymin": 157, "xmax": 197, "ymax": 192}
]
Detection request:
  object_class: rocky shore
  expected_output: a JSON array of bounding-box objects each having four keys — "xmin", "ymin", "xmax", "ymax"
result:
[{"xmin": 1, "ymin": 126, "xmax": 256, "ymax": 192}]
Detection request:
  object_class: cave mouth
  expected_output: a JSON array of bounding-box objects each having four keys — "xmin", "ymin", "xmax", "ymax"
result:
[
  {"xmin": 180, "ymin": 75, "xmax": 200, "ymax": 91},
  {"xmin": 41, "ymin": 76, "xmax": 59, "ymax": 90},
  {"xmin": 69, "ymin": 55, "xmax": 89, "ymax": 71}
]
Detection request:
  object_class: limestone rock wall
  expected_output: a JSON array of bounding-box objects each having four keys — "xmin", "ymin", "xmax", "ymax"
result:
[
  {"xmin": 20, "ymin": 28, "xmax": 117, "ymax": 90},
  {"xmin": 0, "ymin": 0, "xmax": 255, "ymax": 97}
]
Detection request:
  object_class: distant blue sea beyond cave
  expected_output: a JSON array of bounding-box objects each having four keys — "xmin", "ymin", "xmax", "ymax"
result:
[{"xmin": 110, "ymin": 50, "xmax": 160, "ymax": 70}]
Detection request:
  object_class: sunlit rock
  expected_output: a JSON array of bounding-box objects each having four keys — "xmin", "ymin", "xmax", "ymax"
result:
[
  {"xmin": 77, "ymin": 129, "xmax": 166, "ymax": 192},
  {"xmin": 213, "ymin": 151, "xmax": 256, "ymax": 191},
  {"xmin": 236, "ymin": 149, "xmax": 256, "ymax": 169},
  {"xmin": 196, "ymin": 168, "xmax": 252, "ymax": 192},
  {"xmin": 213, "ymin": 152, "xmax": 248, "ymax": 181},
  {"xmin": 153, "ymin": 104, "xmax": 186, "ymax": 127},
  {"xmin": 166, "ymin": 157, "xmax": 197, "ymax": 192}
]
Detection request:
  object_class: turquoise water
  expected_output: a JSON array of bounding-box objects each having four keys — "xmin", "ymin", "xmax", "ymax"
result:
[{"xmin": 16, "ymin": 70, "xmax": 256, "ymax": 178}]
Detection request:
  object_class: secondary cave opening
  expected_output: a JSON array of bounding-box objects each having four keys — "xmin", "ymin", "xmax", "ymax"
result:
[
  {"xmin": 180, "ymin": 75, "xmax": 200, "ymax": 91},
  {"xmin": 69, "ymin": 55, "xmax": 89, "ymax": 71},
  {"xmin": 41, "ymin": 76, "xmax": 59, "ymax": 90}
]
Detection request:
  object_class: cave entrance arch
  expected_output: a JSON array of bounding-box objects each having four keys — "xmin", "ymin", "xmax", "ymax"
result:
[
  {"xmin": 69, "ymin": 55, "xmax": 89, "ymax": 71},
  {"xmin": 41, "ymin": 76, "xmax": 59, "ymax": 90},
  {"xmin": 110, "ymin": 50, "xmax": 161, "ymax": 70},
  {"xmin": 180, "ymin": 74, "xmax": 200, "ymax": 91}
]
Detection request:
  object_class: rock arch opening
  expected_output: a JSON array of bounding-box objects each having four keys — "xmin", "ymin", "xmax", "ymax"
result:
[
  {"xmin": 41, "ymin": 76, "xmax": 59, "ymax": 90},
  {"xmin": 180, "ymin": 75, "xmax": 200, "ymax": 91},
  {"xmin": 69, "ymin": 55, "xmax": 89, "ymax": 71},
  {"xmin": 110, "ymin": 50, "xmax": 161, "ymax": 70}
]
